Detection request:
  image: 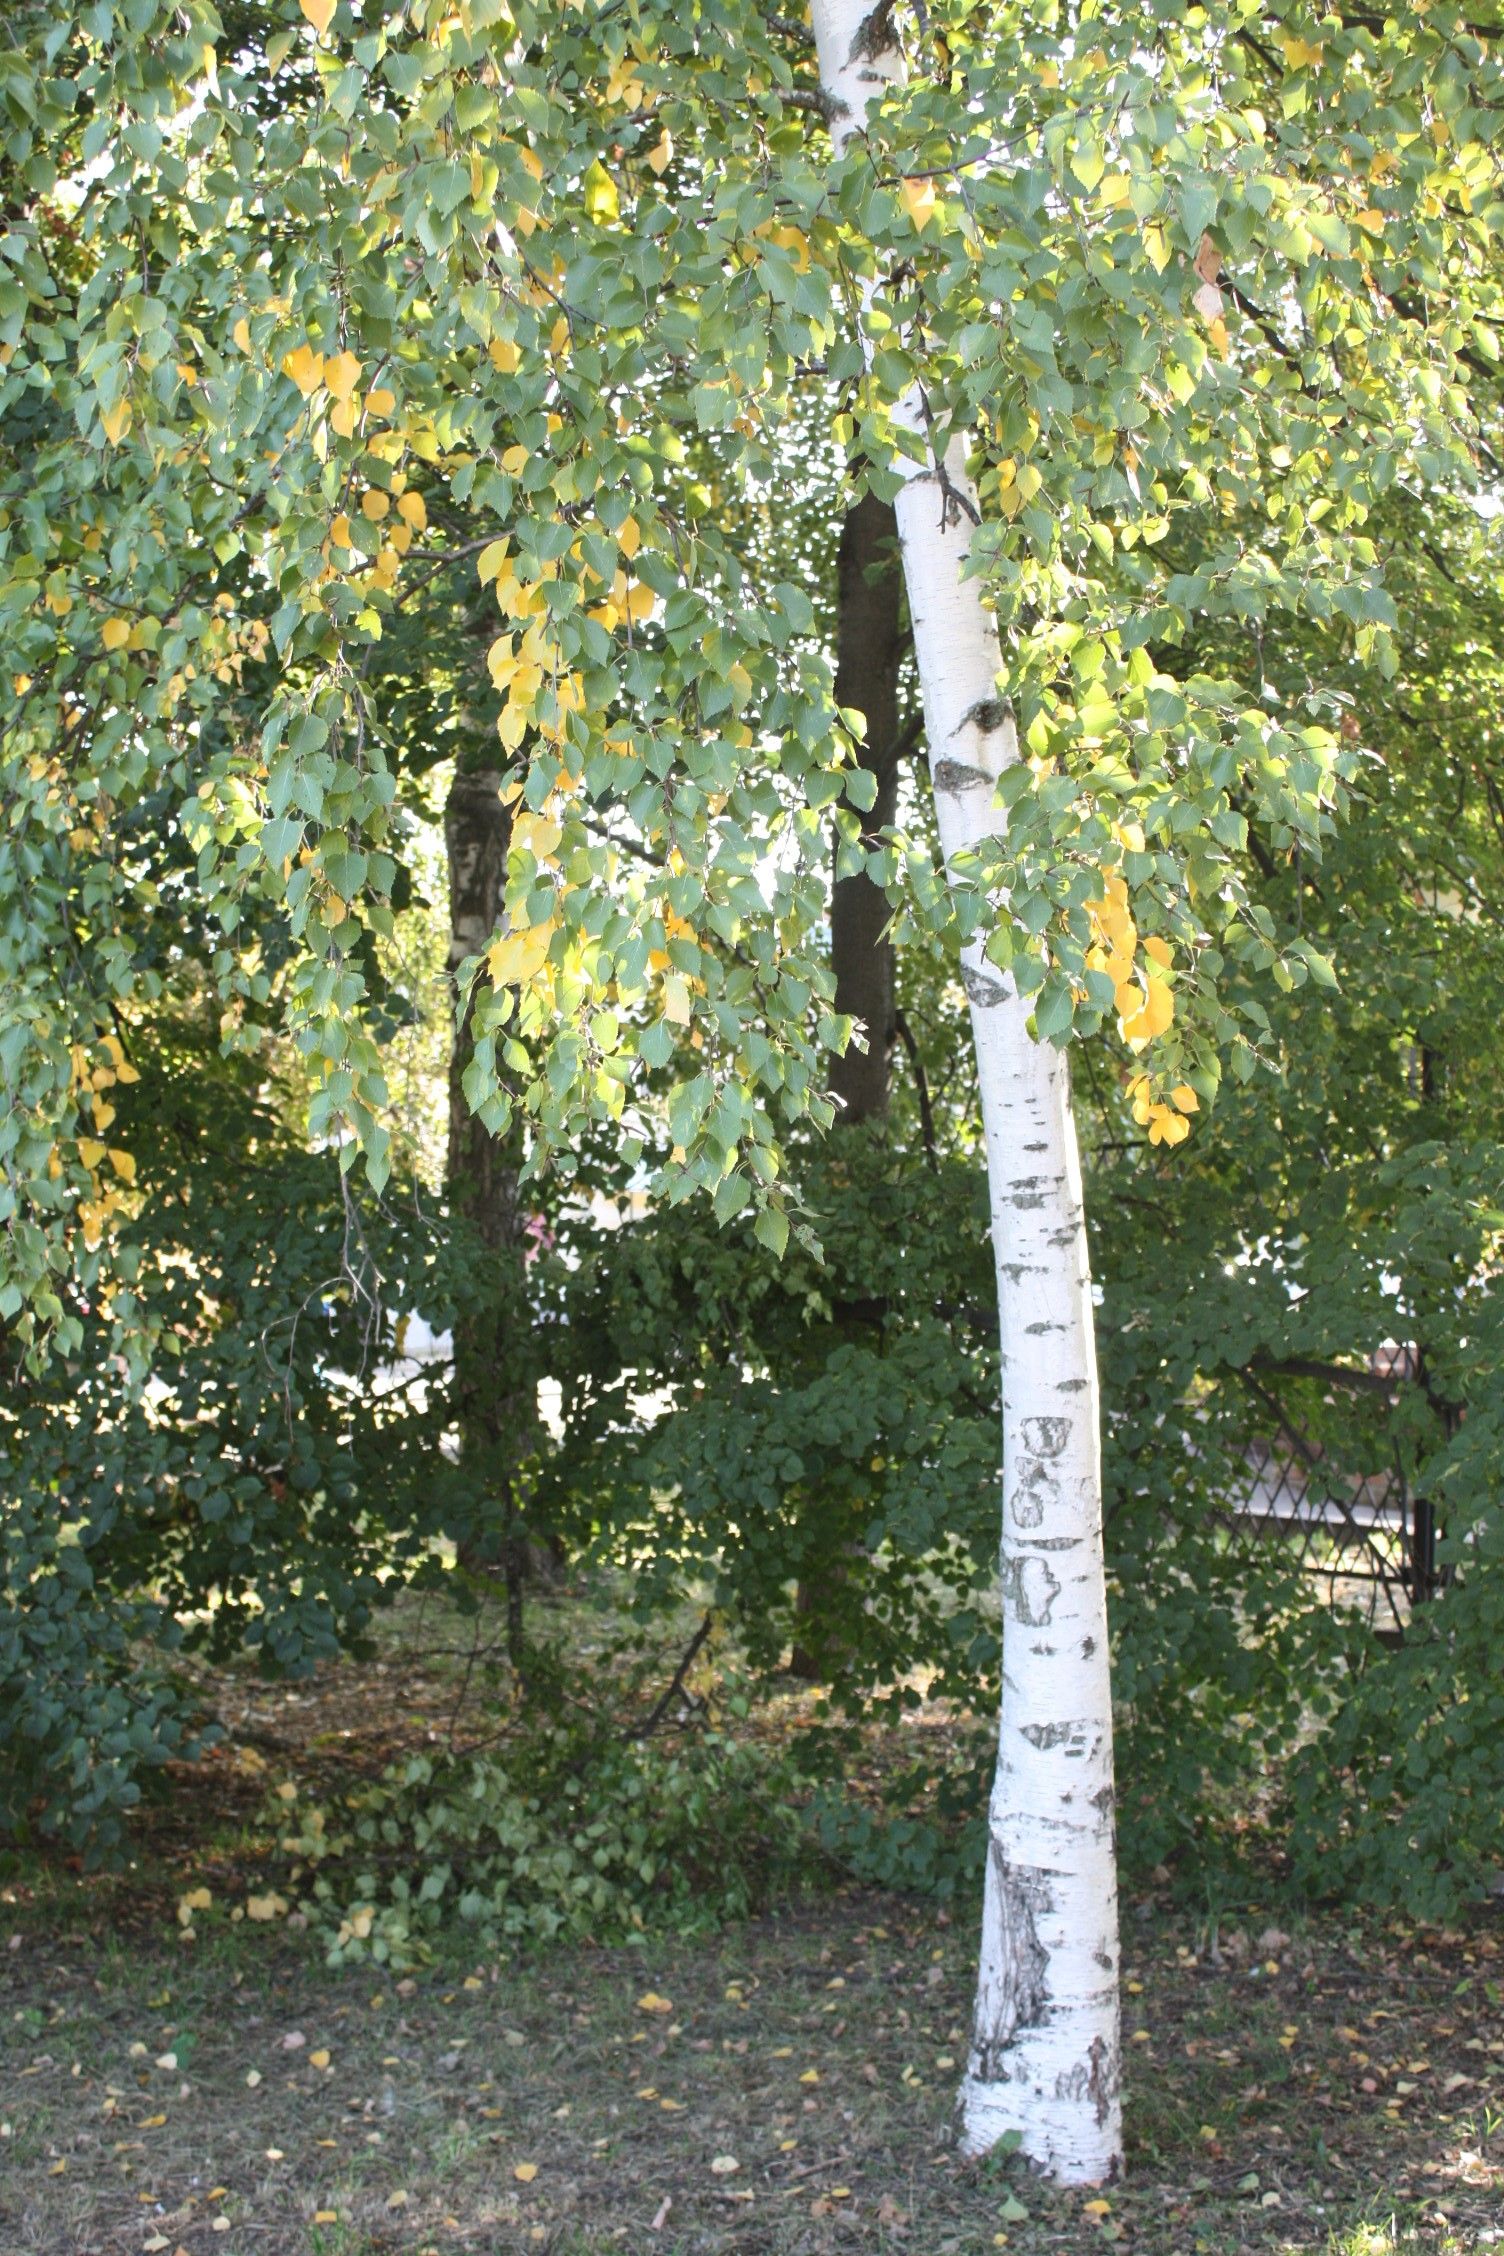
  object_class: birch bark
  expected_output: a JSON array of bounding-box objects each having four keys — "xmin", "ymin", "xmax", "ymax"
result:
[{"xmin": 808, "ymin": 0, "xmax": 1123, "ymax": 2183}]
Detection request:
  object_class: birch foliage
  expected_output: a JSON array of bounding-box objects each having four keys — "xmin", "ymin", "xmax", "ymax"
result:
[{"xmin": 2, "ymin": 0, "xmax": 1501, "ymax": 1351}]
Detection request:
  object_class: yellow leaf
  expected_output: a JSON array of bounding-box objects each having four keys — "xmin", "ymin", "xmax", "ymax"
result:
[
  {"xmin": 313, "ymin": 2213, "xmax": 338, "ymax": 2226},
  {"xmin": 514, "ymin": 811, "xmax": 563, "ymax": 860},
  {"xmin": 1353, "ymin": 206, "xmax": 1385, "ymax": 236},
  {"xmin": 1171, "ymin": 1083, "xmax": 1199, "ymax": 1114},
  {"xmin": 489, "ymin": 338, "xmax": 521, "ymax": 373},
  {"xmin": 636, "ymin": 1992, "xmax": 674, "ymax": 2015},
  {"xmin": 324, "ymin": 349, "xmax": 362, "ymax": 400},
  {"xmin": 361, "ymin": 489, "xmax": 390, "ymax": 521},
  {"xmin": 397, "ymin": 490, "xmax": 426, "ymax": 531},
  {"xmin": 1279, "ymin": 32, "xmax": 1324, "ymax": 67},
  {"xmin": 142, "ymin": 2114, "xmax": 167, "ymax": 2128},
  {"xmin": 100, "ymin": 398, "xmax": 132, "ymax": 445},
  {"xmin": 478, "ymin": 539, "xmax": 511, "ymax": 584},
  {"xmin": 1096, "ymin": 172, "xmax": 1132, "ymax": 209},
  {"xmin": 78, "ymin": 1138, "xmax": 106, "ymax": 1170},
  {"xmin": 108, "ymin": 1148, "xmax": 136, "ymax": 1183},
  {"xmin": 623, "ymin": 580, "xmax": 655, "ymax": 623},
  {"xmin": 513, "ymin": 2162, "xmax": 538, "ymax": 2183},
  {"xmin": 101, "ymin": 616, "xmax": 131, "ymax": 651},
  {"xmin": 582, "ymin": 159, "xmax": 620, "ymax": 224},
  {"xmin": 647, "ymin": 129, "xmax": 673, "ymax": 176},
  {"xmin": 799, "ymin": 2069, "xmax": 820, "ymax": 2084},
  {"xmin": 310, "ymin": 2049, "xmax": 331, "ymax": 2069},
  {"xmin": 282, "ymin": 343, "xmax": 324, "ymax": 397},
  {"xmin": 900, "ymin": 177, "xmax": 937, "ymax": 231},
  {"xmin": 502, "ymin": 444, "xmax": 529, "ymax": 475},
  {"xmin": 662, "ymin": 974, "xmax": 691, "ymax": 1025},
  {"xmin": 366, "ymin": 386, "xmax": 396, "ymax": 418},
  {"xmin": 299, "ymin": 0, "xmax": 336, "ymax": 32},
  {"xmin": 1083, "ymin": 2198, "xmax": 1112, "ymax": 2217},
  {"xmin": 246, "ymin": 1892, "xmax": 288, "ymax": 1922},
  {"xmin": 617, "ymin": 514, "xmax": 642, "ymax": 560},
  {"xmin": 488, "ymin": 920, "xmax": 556, "ymax": 987}
]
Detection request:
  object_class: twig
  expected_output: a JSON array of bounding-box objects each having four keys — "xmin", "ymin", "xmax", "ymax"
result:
[{"xmin": 632, "ymin": 1612, "xmax": 715, "ymax": 1738}]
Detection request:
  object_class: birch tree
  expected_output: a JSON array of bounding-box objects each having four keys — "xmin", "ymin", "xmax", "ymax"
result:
[
  {"xmin": 4, "ymin": 0, "xmax": 1501, "ymax": 2185},
  {"xmin": 810, "ymin": 0, "xmax": 1122, "ymax": 2180}
]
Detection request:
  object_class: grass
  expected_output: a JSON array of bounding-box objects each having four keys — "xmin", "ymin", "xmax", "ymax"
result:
[{"xmin": 2, "ymin": 1587, "xmax": 1502, "ymax": 2255}]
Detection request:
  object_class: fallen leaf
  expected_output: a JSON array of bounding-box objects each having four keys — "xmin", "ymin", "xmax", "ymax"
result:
[
  {"xmin": 514, "ymin": 2162, "xmax": 538, "ymax": 2183},
  {"xmin": 310, "ymin": 2049, "xmax": 331, "ymax": 2069},
  {"xmin": 709, "ymin": 2155, "xmax": 739, "ymax": 2177},
  {"xmin": 637, "ymin": 1992, "xmax": 673, "ymax": 2015}
]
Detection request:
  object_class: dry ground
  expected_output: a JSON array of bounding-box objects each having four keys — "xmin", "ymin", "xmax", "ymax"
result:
[{"xmin": 2, "ymin": 1596, "xmax": 1501, "ymax": 2256}]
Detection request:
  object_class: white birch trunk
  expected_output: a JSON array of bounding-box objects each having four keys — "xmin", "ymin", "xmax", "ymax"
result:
[{"xmin": 809, "ymin": 0, "xmax": 1123, "ymax": 2184}]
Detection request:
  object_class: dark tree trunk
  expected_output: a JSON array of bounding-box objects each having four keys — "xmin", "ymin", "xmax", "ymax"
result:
[
  {"xmin": 791, "ymin": 494, "xmax": 907, "ymax": 1681},
  {"xmin": 444, "ymin": 766, "xmax": 535, "ymax": 1661},
  {"xmin": 829, "ymin": 491, "xmax": 905, "ymax": 1126}
]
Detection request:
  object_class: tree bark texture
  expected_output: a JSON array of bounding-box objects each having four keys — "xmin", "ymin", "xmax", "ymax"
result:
[
  {"xmin": 810, "ymin": 0, "xmax": 1123, "ymax": 2183},
  {"xmin": 829, "ymin": 490, "xmax": 905, "ymax": 1126},
  {"xmin": 444, "ymin": 765, "xmax": 534, "ymax": 1651},
  {"xmin": 789, "ymin": 493, "xmax": 906, "ymax": 1682}
]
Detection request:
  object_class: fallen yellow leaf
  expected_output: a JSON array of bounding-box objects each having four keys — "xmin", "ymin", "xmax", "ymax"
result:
[{"xmin": 514, "ymin": 2161, "xmax": 538, "ymax": 2183}]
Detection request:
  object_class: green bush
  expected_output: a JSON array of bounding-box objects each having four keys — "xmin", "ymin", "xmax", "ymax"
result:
[{"xmin": 270, "ymin": 1719, "xmax": 815, "ymax": 1967}]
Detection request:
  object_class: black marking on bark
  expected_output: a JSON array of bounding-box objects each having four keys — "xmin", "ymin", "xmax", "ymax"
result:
[
  {"xmin": 1010, "ymin": 1448, "xmax": 1056, "ymax": 1529},
  {"xmin": 1054, "ymin": 2032, "xmax": 1119, "ymax": 2130},
  {"xmin": 1095, "ymin": 1949, "xmax": 1114, "ymax": 1971},
  {"xmin": 1024, "ymin": 1139, "xmax": 1050, "ymax": 1152},
  {"xmin": 962, "ymin": 696, "xmax": 1011, "ymax": 735},
  {"xmin": 1088, "ymin": 2033, "xmax": 1117, "ymax": 2126},
  {"xmin": 961, "ymin": 964, "xmax": 1008, "ymax": 1009},
  {"xmin": 1081, "ymin": 1635, "xmax": 1096, "ymax": 1657},
  {"xmin": 1001, "ymin": 1552, "xmax": 1060, "ymax": 1627},
  {"xmin": 932, "ymin": 756, "xmax": 991, "ymax": 795},
  {"xmin": 849, "ymin": 1, "xmax": 896, "ymax": 63},
  {"xmin": 1091, "ymin": 1783, "xmax": 1115, "ymax": 1814},
  {"xmin": 1019, "ymin": 1718, "xmax": 1094, "ymax": 1755},
  {"xmin": 1021, "ymin": 1414, "xmax": 1071, "ymax": 1459},
  {"xmin": 970, "ymin": 1850, "xmax": 1051, "ymax": 2080},
  {"xmin": 1025, "ymin": 1320, "xmax": 1065, "ymax": 1334},
  {"xmin": 1056, "ymin": 1377, "xmax": 1091, "ymax": 1391}
]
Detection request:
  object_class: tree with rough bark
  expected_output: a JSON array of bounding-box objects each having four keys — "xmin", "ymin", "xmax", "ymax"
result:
[{"xmin": 5, "ymin": 0, "xmax": 1501, "ymax": 2185}]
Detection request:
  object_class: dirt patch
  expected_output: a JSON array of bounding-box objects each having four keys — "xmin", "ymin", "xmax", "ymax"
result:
[{"xmin": 2, "ymin": 1888, "xmax": 1500, "ymax": 2256}]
